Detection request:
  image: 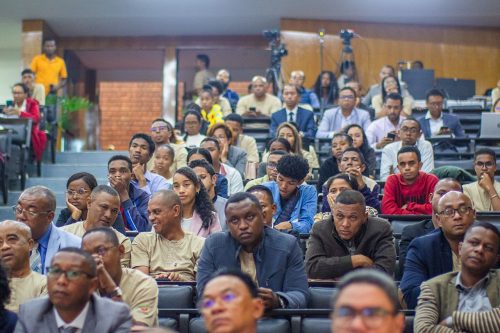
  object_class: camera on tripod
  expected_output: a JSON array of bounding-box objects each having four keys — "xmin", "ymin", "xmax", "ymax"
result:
[
  {"xmin": 262, "ymin": 30, "xmax": 288, "ymax": 67},
  {"xmin": 339, "ymin": 29, "xmax": 355, "ymax": 53}
]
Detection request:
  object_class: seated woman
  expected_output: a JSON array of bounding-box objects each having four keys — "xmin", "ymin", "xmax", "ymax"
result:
[
  {"xmin": 56, "ymin": 172, "xmax": 97, "ymax": 227},
  {"xmin": 182, "ymin": 110, "xmax": 206, "ymax": 148},
  {"xmin": 151, "ymin": 144, "xmax": 175, "ymax": 184},
  {"xmin": 313, "ymin": 70, "xmax": 338, "ymax": 109},
  {"xmin": 199, "ymin": 86, "xmax": 224, "ymax": 127},
  {"xmin": 3, "ymin": 83, "xmax": 47, "ymax": 161},
  {"xmin": 207, "ymin": 123, "xmax": 247, "ymax": 177},
  {"xmin": 343, "ymin": 124, "xmax": 376, "ymax": 177},
  {"xmin": 371, "ymin": 75, "xmax": 414, "ymax": 118},
  {"xmin": 172, "ymin": 167, "xmax": 221, "ymax": 238}
]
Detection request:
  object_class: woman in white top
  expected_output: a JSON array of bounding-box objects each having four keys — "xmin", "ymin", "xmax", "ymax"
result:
[{"xmin": 182, "ymin": 111, "xmax": 206, "ymax": 148}]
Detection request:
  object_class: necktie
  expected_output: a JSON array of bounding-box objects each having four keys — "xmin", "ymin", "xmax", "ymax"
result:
[
  {"xmin": 60, "ymin": 327, "xmax": 77, "ymax": 333},
  {"xmin": 30, "ymin": 242, "xmax": 42, "ymax": 273},
  {"xmin": 289, "ymin": 112, "xmax": 294, "ymax": 123}
]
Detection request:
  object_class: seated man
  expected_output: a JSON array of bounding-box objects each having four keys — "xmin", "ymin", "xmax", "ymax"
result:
[
  {"xmin": 400, "ymin": 191, "xmax": 476, "ymax": 309},
  {"xmin": 235, "ymin": 76, "xmax": 281, "ymax": 118},
  {"xmin": 331, "ymin": 269, "xmax": 405, "ymax": 333},
  {"xmin": 366, "ymin": 93, "xmax": 406, "ymax": 150},
  {"xmin": 317, "ymin": 133, "xmax": 353, "ymax": 192},
  {"xmin": 244, "ymin": 150, "xmax": 287, "ymax": 190},
  {"xmin": 246, "ymin": 185, "xmax": 277, "ymax": 227},
  {"xmin": 197, "ymin": 192, "xmax": 309, "ymax": 309},
  {"xmin": 132, "ymin": 190, "xmax": 204, "ymax": 281},
  {"xmin": 200, "ymin": 268, "xmax": 264, "ymax": 333},
  {"xmin": 15, "ymin": 248, "xmax": 132, "ymax": 332},
  {"xmin": 289, "ymin": 70, "xmax": 320, "ymax": 109},
  {"xmin": 128, "ymin": 133, "xmax": 171, "ymax": 195},
  {"xmin": 382, "ymin": 146, "xmax": 438, "ymax": 215},
  {"xmin": 108, "ymin": 155, "xmax": 150, "ymax": 231},
  {"xmin": 463, "ymin": 148, "xmax": 500, "ymax": 211},
  {"xmin": 82, "ymin": 227, "xmax": 158, "ymax": 327},
  {"xmin": 415, "ymin": 222, "xmax": 500, "ymax": 333},
  {"xmin": 262, "ymin": 155, "xmax": 317, "ymax": 233},
  {"xmin": 224, "ymin": 113, "xmax": 259, "ymax": 163},
  {"xmin": 306, "ymin": 190, "xmax": 395, "ymax": 279},
  {"xmin": 418, "ymin": 89, "xmax": 465, "ymax": 138},
  {"xmin": 189, "ymin": 159, "xmax": 228, "ymax": 229},
  {"xmin": 399, "ymin": 178, "xmax": 463, "ymax": 277},
  {"xmin": 61, "ymin": 185, "xmax": 132, "ymax": 267},
  {"xmin": 380, "ymin": 117, "xmax": 434, "ymax": 181},
  {"xmin": 217, "ymin": 69, "xmax": 240, "ymax": 111},
  {"xmin": 270, "ymin": 84, "xmax": 316, "ymax": 141},
  {"xmin": 149, "ymin": 118, "xmax": 188, "ymax": 172},
  {"xmin": 0, "ymin": 220, "xmax": 47, "ymax": 312},
  {"xmin": 14, "ymin": 186, "xmax": 81, "ymax": 274}
]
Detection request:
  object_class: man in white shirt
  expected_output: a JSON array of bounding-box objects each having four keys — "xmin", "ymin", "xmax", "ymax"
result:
[{"xmin": 366, "ymin": 93, "xmax": 406, "ymax": 150}]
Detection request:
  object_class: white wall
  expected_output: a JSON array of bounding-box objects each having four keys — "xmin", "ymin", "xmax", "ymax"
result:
[{"xmin": 0, "ymin": 19, "xmax": 22, "ymax": 103}]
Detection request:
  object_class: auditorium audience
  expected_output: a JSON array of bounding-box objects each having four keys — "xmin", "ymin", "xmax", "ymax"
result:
[
  {"xmin": 196, "ymin": 192, "xmax": 309, "ymax": 309},
  {"xmin": 14, "ymin": 186, "xmax": 81, "ymax": 274},
  {"xmin": 15, "ymin": 248, "xmax": 132, "ymax": 332},
  {"xmin": 149, "ymin": 118, "xmax": 187, "ymax": 174},
  {"xmin": 236, "ymin": 76, "xmax": 281, "ymax": 118},
  {"xmin": 418, "ymin": 89, "xmax": 465, "ymax": 138},
  {"xmin": 382, "ymin": 146, "xmax": 439, "ymax": 215},
  {"xmin": 317, "ymin": 132, "xmax": 353, "ymax": 191},
  {"xmin": 0, "ymin": 221, "xmax": 47, "ymax": 312},
  {"xmin": 317, "ymin": 87, "xmax": 371, "ymax": 138},
  {"xmin": 216, "ymin": 69, "xmax": 239, "ymax": 110},
  {"xmin": 313, "ymin": 70, "xmax": 338, "ymax": 109},
  {"xmin": 224, "ymin": 113, "xmax": 259, "ymax": 163},
  {"xmin": 306, "ymin": 190, "xmax": 395, "ymax": 279},
  {"xmin": 199, "ymin": 269, "xmax": 264, "ymax": 333},
  {"xmin": 182, "ymin": 110, "xmax": 206, "ymax": 148},
  {"xmin": 207, "ymin": 123, "xmax": 247, "ymax": 177},
  {"xmin": 30, "ymin": 38, "xmax": 67, "ymax": 95},
  {"xmin": 196, "ymin": 79, "xmax": 232, "ymax": 116},
  {"xmin": 199, "ymin": 86, "xmax": 224, "ymax": 126},
  {"xmin": 289, "ymin": 70, "xmax": 320, "ymax": 109},
  {"xmin": 380, "ymin": 118, "xmax": 435, "ymax": 180},
  {"xmin": 193, "ymin": 54, "xmax": 214, "ymax": 94},
  {"xmin": 189, "ymin": 159, "xmax": 228, "ymax": 229},
  {"xmin": 246, "ymin": 185, "xmax": 277, "ymax": 227},
  {"xmin": 0, "ymin": 263, "xmax": 16, "ymax": 333},
  {"xmin": 463, "ymin": 148, "xmax": 500, "ymax": 211},
  {"xmin": 262, "ymin": 155, "xmax": 317, "ymax": 233},
  {"xmin": 245, "ymin": 150, "xmax": 287, "ymax": 190},
  {"xmin": 414, "ymin": 222, "xmax": 500, "ymax": 333},
  {"xmin": 107, "ymin": 155, "xmax": 150, "ymax": 232},
  {"xmin": 331, "ymin": 269, "xmax": 405, "ymax": 333},
  {"xmin": 362, "ymin": 65, "xmax": 398, "ymax": 106},
  {"xmin": 344, "ymin": 124, "xmax": 376, "ymax": 177},
  {"xmin": 21, "ymin": 69, "xmax": 45, "ymax": 105},
  {"xmin": 173, "ymin": 167, "xmax": 222, "ymax": 237},
  {"xmin": 187, "ymin": 147, "xmax": 229, "ymax": 199},
  {"xmin": 372, "ymin": 75, "xmax": 414, "ymax": 118},
  {"xmin": 337, "ymin": 60, "xmax": 356, "ymax": 89},
  {"xmin": 60, "ymin": 185, "xmax": 132, "ymax": 267},
  {"xmin": 400, "ymin": 191, "xmax": 476, "ymax": 309},
  {"xmin": 132, "ymin": 190, "xmax": 204, "ymax": 281},
  {"xmin": 150, "ymin": 144, "xmax": 174, "ymax": 184},
  {"xmin": 366, "ymin": 93, "xmax": 406, "ymax": 150},
  {"xmin": 56, "ymin": 172, "xmax": 97, "ymax": 227},
  {"xmin": 3, "ymin": 83, "xmax": 47, "ymax": 162},
  {"xmin": 81, "ymin": 227, "xmax": 158, "ymax": 327}
]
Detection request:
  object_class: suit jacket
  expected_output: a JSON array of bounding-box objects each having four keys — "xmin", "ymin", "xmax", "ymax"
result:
[
  {"xmin": 398, "ymin": 219, "xmax": 435, "ymax": 278},
  {"xmin": 418, "ymin": 113, "xmax": 465, "ymax": 138},
  {"xmin": 43, "ymin": 224, "xmax": 82, "ymax": 274},
  {"xmin": 226, "ymin": 145, "xmax": 248, "ymax": 177},
  {"xmin": 414, "ymin": 270, "xmax": 500, "ymax": 333},
  {"xmin": 400, "ymin": 228, "xmax": 454, "ymax": 309},
  {"xmin": 14, "ymin": 294, "xmax": 132, "ymax": 333},
  {"xmin": 270, "ymin": 107, "xmax": 317, "ymax": 140}
]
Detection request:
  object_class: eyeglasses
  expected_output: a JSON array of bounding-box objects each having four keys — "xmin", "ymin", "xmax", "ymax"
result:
[
  {"xmin": 65, "ymin": 188, "xmax": 90, "ymax": 197},
  {"xmin": 333, "ymin": 306, "xmax": 395, "ymax": 329},
  {"xmin": 439, "ymin": 206, "xmax": 473, "ymax": 217},
  {"xmin": 92, "ymin": 245, "xmax": 115, "ymax": 257},
  {"xmin": 267, "ymin": 162, "xmax": 278, "ymax": 170},
  {"xmin": 12, "ymin": 205, "xmax": 52, "ymax": 218},
  {"xmin": 47, "ymin": 267, "xmax": 94, "ymax": 280},
  {"xmin": 339, "ymin": 95, "xmax": 355, "ymax": 100},
  {"xmin": 400, "ymin": 127, "xmax": 419, "ymax": 133},
  {"xmin": 199, "ymin": 292, "xmax": 238, "ymax": 310},
  {"xmin": 151, "ymin": 125, "xmax": 170, "ymax": 132},
  {"xmin": 475, "ymin": 161, "xmax": 495, "ymax": 168},
  {"xmin": 428, "ymin": 102, "xmax": 443, "ymax": 107}
]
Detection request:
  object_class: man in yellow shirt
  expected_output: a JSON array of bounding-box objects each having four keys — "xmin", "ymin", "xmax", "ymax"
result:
[{"xmin": 30, "ymin": 38, "xmax": 67, "ymax": 96}]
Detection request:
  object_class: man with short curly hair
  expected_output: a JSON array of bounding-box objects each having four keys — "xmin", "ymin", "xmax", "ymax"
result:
[{"xmin": 262, "ymin": 155, "xmax": 317, "ymax": 233}]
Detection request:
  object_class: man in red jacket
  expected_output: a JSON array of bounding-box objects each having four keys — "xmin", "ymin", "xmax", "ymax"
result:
[{"xmin": 382, "ymin": 146, "xmax": 438, "ymax": 214}]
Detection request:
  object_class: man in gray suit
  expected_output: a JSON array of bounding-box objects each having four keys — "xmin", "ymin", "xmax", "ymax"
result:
[
  {"xmin": 15, "ymin": 247, "xmax": 132, "ymax": 332},
  {"xmin": 14, "ymin": 186, "xmax": 81, "ymax": 274}
]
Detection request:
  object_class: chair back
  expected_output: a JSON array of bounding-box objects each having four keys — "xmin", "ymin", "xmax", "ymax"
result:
[{"xmin": 0, "ymin": 118, "xmax": 32, "ymax": 148}]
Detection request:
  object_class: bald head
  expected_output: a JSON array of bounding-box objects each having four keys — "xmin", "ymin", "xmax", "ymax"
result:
[
  {"xmin": 0, "ymin": 220, "xmax": 32, "ymax": 239},
  {"xmin": 431, "ymin": 178, "xmax": 463, "ymax": 213},
  {"xmin": 0, "ymin": 220, "xmax": 34, "ymax": 273},
  {"xmin": 151, "ymin": 190, "xmax": 182, "ymax": 208},
  {"xmin": 20, "ymin": 185, "xmax": 56, "ymax": 211},
  {"xmin": 438, "ymin": 191, "xmax": 471, "ymax": 213}
]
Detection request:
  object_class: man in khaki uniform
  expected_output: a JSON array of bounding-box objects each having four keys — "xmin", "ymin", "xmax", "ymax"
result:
[
  {"xmin": 225, "ymin": 113, "xmax": 259, "ymax": 163},
  {"xmin": 132, "ymin": 190, "xmax": 204, "ymax": 281},
  {"xmin": 82, "ymin": 227, "xmax": 158, "ymax": 328},
  {"xmin": 236, "ymin": 76, "xmax": 281, "ymax": 118},
  {"xmin": 0, "ymin": 220, "xmax": 47, "ymax": 312},
  {"xmin": 61, "ymin": 185, "xmax": 131, "ymax": 267}
]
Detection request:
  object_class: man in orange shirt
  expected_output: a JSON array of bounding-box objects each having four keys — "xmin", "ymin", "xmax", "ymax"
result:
[{"xmin": 30, "ymin": 38, "xmax": 68, "ymax": 96}]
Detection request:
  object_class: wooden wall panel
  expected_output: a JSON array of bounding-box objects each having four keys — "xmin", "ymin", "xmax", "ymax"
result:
[{"xmin": 280, "ymin": 18, "xmax": 500, "ymax": 95}]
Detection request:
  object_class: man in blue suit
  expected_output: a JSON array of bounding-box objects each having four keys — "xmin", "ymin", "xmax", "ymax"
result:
[
  {"xmin": 14, "ymin": 186, "xmax": 81, "ymax": 275},
  {"xmin": 400, "ymin": 191, "xmax": 475, "ymax": 309},
  {"xmin": 418, "ymin": 89, "xmax": 465, "ymax": 138},
  {"xmin": 270, "ymin": 84, "xmax": 317, "ymax": 141}
]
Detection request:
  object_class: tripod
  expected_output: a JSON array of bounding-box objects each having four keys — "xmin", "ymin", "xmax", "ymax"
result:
[{"xmin": 336, "ymin": 29, "xmax": 359, "ymax": 86}]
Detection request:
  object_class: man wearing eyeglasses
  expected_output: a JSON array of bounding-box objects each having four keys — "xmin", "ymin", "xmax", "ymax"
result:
[
  {"xmin": 81, "ymin": 227, "xmax": 158, "ymax": 328},
  {"xmin": 148, "ymin": 118, "xmax": 188, "ymax": 174},
  {"xmin": 463, "ymin": 148, "xmax": 500, "ymax": 211},
  {"xmin": 15, "ymin": 247, "xmax": 132, "ymax": 332},
  {"xmin": 61, "ymin": 185, "xmax": 132, "ymax": 268},
  {"xmin": 14, "ymin": 186, "xmax": 81, "ymax": 275},
  {"xmin": 244, "ymin": 150, "xmax": 287, "ymax": 190},
  {"xmin": 316, "ymin": 87, "xmax": 371, "ymax": 139},
  {"xmin": 401, "ymin": 191, "xmax": 476, "ymax": 309},
  {"xmin": 0, "ymin": 220, "xmax": 47, "ymax": 313},
  {"xmin": 331, "ymin": 269, "xmax": 405, "ymax": 333}
]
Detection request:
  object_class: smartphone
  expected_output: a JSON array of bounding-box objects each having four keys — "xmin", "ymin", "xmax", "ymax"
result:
[
  {"xmin": 249, "ymin": 107, "xmax": 256, "ymax": 113},
  {"xmin": 440, "ymin": 126, "xmax": 449, "ymax": 131},
  {"xmin": 6, "ymin": 100, "xmax": 13, "ymax": 107},
  {"xmin": 387, "ymin": 132, "xmax": 396, "ymax": 140}
]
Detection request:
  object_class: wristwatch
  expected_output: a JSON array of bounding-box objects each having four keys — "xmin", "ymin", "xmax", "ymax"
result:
[
  {"xmin": 278, "ymin": 295, "xmax": 287, "ymax": 309},
  {"xmin": 108, "ymin": 286, "xmax": 123, "ymax": 298}
]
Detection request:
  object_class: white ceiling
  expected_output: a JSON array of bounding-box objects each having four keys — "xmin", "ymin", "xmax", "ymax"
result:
[{"xmin": 1, "ymin": 0, "xmax": 500, "ymax": 38}]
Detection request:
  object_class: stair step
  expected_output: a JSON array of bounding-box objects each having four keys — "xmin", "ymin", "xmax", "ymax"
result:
[
  {"xmin": 7, "ymin": 191, "xmax": 68, "ymax": 206},
  {"xmin": 42, "ymin": 164, "xmax": 108, "ymax": 178},
  {"xmin": 25, "ymin": 178, "xmax": 108, "ymax": 191},
  {"xmin": 55, "ymin": 151, "xmax": 128, "ymax": 164}
]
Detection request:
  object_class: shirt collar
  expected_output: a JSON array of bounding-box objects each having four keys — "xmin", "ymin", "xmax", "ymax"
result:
[
  {"xmin": 37, "ymin": 223, "xmax": 53, "ymax": 249},
  {"xmin": 286, "ymin": 106, "xmax": 298, "ymax": 114},
  {"xmin": 233, "ymin": 227, "xmax": 268, "ymax": 262},
  {"xmin": 54, "ymin": 301, "xmax": 90, "ymax": 330},
  {"xmin": 455, "ymin": 271, "xmax": 490, "ymax": 292},
  {"xmin": 425, "ymin": 110, "xmax": 443, "ymax": 121}
]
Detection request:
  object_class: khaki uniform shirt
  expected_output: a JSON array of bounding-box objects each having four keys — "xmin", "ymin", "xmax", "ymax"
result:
[
  {"xmin": 120, "ymin": 268, "xmax": 158, "ymax": 326},
  {"xmin": 131, "ymin": 231, "xmax": 204, "ymax": 281},
  {"xmin": 239, "ymin": 250, "xmax": 258, "ymax": 285},
  {"xmin": 463, "ymin": 181, "xmax": 500, "ymax": 211},
  {"xmin": 236, "ymin": 135, "xmax": 259, "ymax": 163},
  {"xmin": 61, "ymin": 221, "xmax": 131, "ymax": 267},
  {"xmin": 6, "ymin": 271, "xmax": 47, "ymax": 312},
  {"xmin": 236, "ymin": 94, "xmax": 282, "ymax": 117}
]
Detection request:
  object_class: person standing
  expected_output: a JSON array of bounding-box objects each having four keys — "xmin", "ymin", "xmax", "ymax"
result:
[{"xmin": 30, "ymin": 38, "xmax": 67, "ymax": 96}]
